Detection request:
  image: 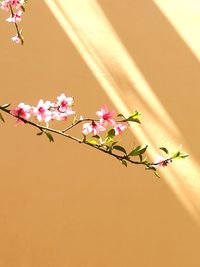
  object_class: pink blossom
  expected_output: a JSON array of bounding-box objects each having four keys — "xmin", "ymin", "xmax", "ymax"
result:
[
  {"xmin": 32, "ymin": 100, "xmax": 52, "ymax": 123},
  {"xmin": 56, "ymin": 93, "xmax": 74, "ymax": 112},
  {"xmin": 10, "ymin": 102, "xmax": 31, "ymax": 125},
  {"xmin": 0, "ymin": 0, "xmax": 10, "ymax": 10},
  {"xmin": 1, "ymin": 0, "xmax": 24, "ymax": 10},
  {"xmin": 51, "ymin": 111, "xmax": 68, "ymax": 121},
  {"xmin": 82, "ymin": 121, "xmax": 105, "ymax": 135},
  {"xmin": 10, "ymin": 0, "xmax": 25, "ymax": 8},
  {"xmin": 51, "ymin": 109, "xmax": 75, "ymax": 121},
  {"xmin": 11, "ymin": 31, "xmax": 21, "ymax": 43},
  {"xmin": 155, "ymin": 155, "xmax": 172, "ymax": 167},
  {"xmin": 6, "ymin": 10, "xmax": 22, "ymax": 23},
  {"xmin": 96, "ymin": 105, "xmax": 116, "ymax": 126},
  {"xmin": 113, "ymin": 123, "xmax": 128, "ymax": 135}
]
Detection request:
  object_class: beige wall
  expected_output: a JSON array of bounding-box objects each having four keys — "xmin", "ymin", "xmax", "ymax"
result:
[{"xmin": 0, "ymin": 1, "xmax": 200, "ymax": 266}]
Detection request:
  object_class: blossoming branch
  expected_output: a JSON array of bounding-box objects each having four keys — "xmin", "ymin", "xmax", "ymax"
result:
[
  {"xmin": 0, "ymin": 0, "xmax": 27, "ymax": 44},
  {"xmin": 0, "ymin": 93, "xmax": 189, "ymax": 177}
]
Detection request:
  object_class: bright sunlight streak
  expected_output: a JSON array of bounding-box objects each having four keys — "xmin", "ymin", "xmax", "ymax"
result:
[
  {"xmin": 153, "ymin": 0, "xmax": 200, "ymax": 62},
  {"xmin": 44, "ymin": 0, "xmax": 200, "ymax": 221}
]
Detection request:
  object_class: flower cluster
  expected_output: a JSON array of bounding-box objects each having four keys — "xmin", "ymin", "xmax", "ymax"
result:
[
  {"xmin": 9, "ymin": 94, "xmax": 128, "ymax": 136},
  {"xmin": 82, "ymin": 105, "xmax": 128, "ymax": 136},
  {"xmin": 10, "ymin": 93, "xmax": 75, "ymax": 125},
  {"xmin": 0, "ymin": 94, "xmax": 189, "ymax": 177},
  {"xmin": 0, "ymin": 0, "xmax": 26, "ymax": 44}
]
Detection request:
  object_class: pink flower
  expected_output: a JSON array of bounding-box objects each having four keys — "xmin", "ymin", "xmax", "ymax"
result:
[
  {"xmin": 6, "ymin": 10, "xmax": 22, "ymax": 23},
  {"xmin": 96, "ymin": 105, "xmax": 116, "ymax": 126},
  {"xmin": 10, "ymin": 0, "xmax": 25, "ymax": 8},
  {"xmin": 1, "ymin": 0, "xmax": 24, "ymax": 10},
  {"xmin": 82, "ymin": 121, "xmax": 106, "ymax": 135},
  {"xmin": 11, "ymin": 31, "xmax": 22, "ymax": 43},
  {"xmin": 56, "ymin": 93, "xmax": 74, "ymax": 112},
  {"xmin": 32, "ymin": 100, "xmax": 52, "ymax": 123},
  {"xmin": 155, "ymin": 155, "xmax": 172, "ymax": 167},
  {"xmin": 10, "ymin": 102, "xmax": 31, "ymax": 125},
  {"xmin": 113, "ymin": 123, "xmax": 128, "ymax": 135},
  {"xmin": 0, "ymin": 0, "xmax": 10, "ymax": 10},
  {"xmin": 51, "ymin": 109, "xmax": 75, "ymax": 121}
]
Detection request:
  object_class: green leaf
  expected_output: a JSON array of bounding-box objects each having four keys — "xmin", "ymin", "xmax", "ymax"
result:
[
  {"xmin": 37, "ymin": 131, "xmax": 43, "ymax": 136},
  {"xmin": 180, "ymin": 153, "xmax": 189, "ymax": 158},
  {"xmin": 104, "ymin": 136, "xmax": 113, "ymax": 144},
  {"xmin": 72, "ymin": 115, "xmax": 78, "ymax": 124},
  {"xmin": 104, "ymin": 129, "xmax": 116, "ymax": 144},
  {"xmin": 92, "ymin": 135, "xmax": 100, "ymax": 140},
  {"xmin": 82, "ymin": 134, "xmax": 86, "ymax": 142},
  {"xmin": 128, "ymin": 145, "xmax": 148, "ymax": 156},
  {"xmin": 113, "ymin": 145, "xmax": 127, "ymax": 155},
  {"xmin": 117, "ymin": 113, "xmax": 125, "ymax": 118},
  {"xmin": 154, "ymin": 171, "xmax": 160, "ymax": 178},
  {"xmin": 172, "ymin": 151, "xmax": 189, "ymax": 159},
  {"xmin": 145, "ymin": 165, "xmax": 156, "ymax": 171},
  {"xmin": 159, "ymin": 147, "xmax": 169, "ymax": 154},
  {"xmin": 172, "ymin": 151, "xmax": 181, "ymax": 159},
  {"xmin": 86, "ymin": 138, "xmax": 99, "ymax": 145},
  {"xmin": 125, "ymin": 111, "xmax": 141, "ymax": 123},
  {"xmin": 44, "ymin": 131, "xmax": 54, "ymax": 142},
  {"xmin": 111, "ymin": 141, "xmax": 118, "ymax": 147},
  {"xmin": 121, "ymin": 159, "xmax": 127, "ymax": 167},
  {"xmin": 1, "ymin": 103, "xmax": 10, "ymax": 109},
  {"xmin": 107, "ymin": 128, "xmax": 115, "ymax": 138},
  {"xmin": 0, "ymin": 112, "xmax": 5, "ymax": 123},
  {"xmin": 107, "ymin": 141, "xmax": 118, "ymax": 152}
]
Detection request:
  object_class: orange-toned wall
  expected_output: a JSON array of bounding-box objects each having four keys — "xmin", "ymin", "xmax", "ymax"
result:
[{"xmin": 0, "ymin": 1, "xmax": 200, "ymax": 266}]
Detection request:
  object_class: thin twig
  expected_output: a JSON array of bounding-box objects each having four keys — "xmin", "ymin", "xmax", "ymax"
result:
[
  {"xmin": 9, "ymin": 4, "xmax": 24, "ymax": 45},
  {"xmin": 0, "ymin": 106, "xmax": 173, "ymax": 169},
  {"xmin": 62, "ymin": 118, "xmax": 129, "ymax": 133},
  {"xmin": 62, "ymin": 118, "xmax": 99, "ymax": 132}
]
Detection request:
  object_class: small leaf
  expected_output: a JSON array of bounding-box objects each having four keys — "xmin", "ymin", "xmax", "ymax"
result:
[
  {"xmin": 172, "ymin": 151, "xmax": 189, "ymax": 159},
  {"xmin": 121, "ymin": 159, "xmax": 127, "ymax": 167},
  {"xmin": 37, "ymin": 131, "xmax": 43, "ymax": 136},
  {"xmin": 107, "ymin": 141, "xmax": 118, "ymax": 152},
  {"xmin": 172, "ymin": 151, "xmax": 180, "ymax": 159},
  {"xmin": 128, "ymin": 145, "xmax": 148, "ymax": 156},
  {"xmin": 44, "ymin": 131, "xmax": 54, "ymax": 142},
  {"xmin": 104, "ymin": 129, "xmax": 116, "ymax": 144},
  {"xmin": 72, "ymin": 115, "xmax": 78, "ymax": 124},
  {"xmin": 92, "ymin": 135, "xmax": 100, "ymax": 140},
  {"xmin": 154, "ymin": 171, "xmax": 160, "ymax": 178},
  {"xmin": 107, "ymin": 128, "xmax": 115, "ymax": 138},
  {"xmin": 159, "ymin": 147, "xmax": 169, "ymax": 154},
  {"xmin": 146, "ymin": 165, "xmax": 156, "ymax": 171},
  {"xmin": 180, "ymin": 153, "xmax": 189, "ymax": 158},
  {"xmin": 125, "ymin": 111, "xmax": 141, "ymax": 123},
  {"xmin": 82, "ymin": 134, "xmax": 86, "ymax": 142},
  {"xmin": 1, "ymin": 103, "xmax": 10, "ymax": 109},
  {"xmin": 113, "ymin": 145, "xmax": 127, "ymax": 155},
  {"xmin": 104, "ymin": 136, "xmax": 113, "ymax": 144},
  {"xmin": 0, "ymin": 112, "xmax": 5, "ymax": 123},
  {"xmin": 111, "ymin": 141, "xmax": 118, "ymax": 147},
  {"xmin": 117, "ymin": 113, "xmax": 125, "ymax": 118},
  {"xmin": 86, "ymin": 138, "xmax": 99, "ymax": 145},
  {"xmin": 130, "ymin": 111, "xmax": 141, "ymax": 119}
]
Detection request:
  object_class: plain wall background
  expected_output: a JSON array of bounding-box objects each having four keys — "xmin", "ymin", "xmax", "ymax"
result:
[{"xmin": 0, "ymin": 1, "xmax": 200, "ymax": 266}]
